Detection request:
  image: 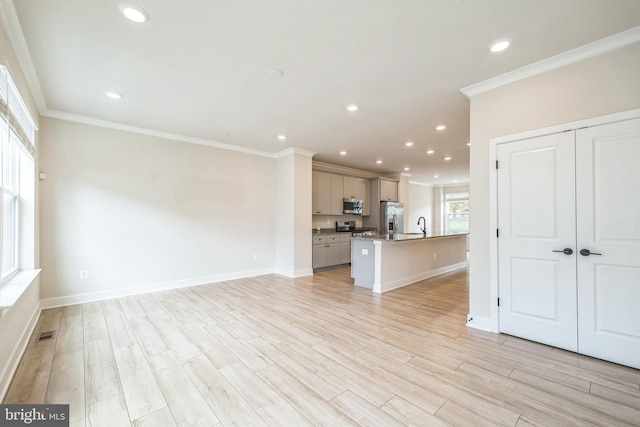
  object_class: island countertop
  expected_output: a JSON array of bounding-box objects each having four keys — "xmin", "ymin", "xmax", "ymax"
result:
[{"xmin": 351, "ymin": 232, "xmax": 468, "ymax": 242}]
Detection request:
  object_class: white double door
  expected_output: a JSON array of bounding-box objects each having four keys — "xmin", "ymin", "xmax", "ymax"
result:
[{"xmin": 497, "ymin": 117, "xmax": 640, "ymax": 369}]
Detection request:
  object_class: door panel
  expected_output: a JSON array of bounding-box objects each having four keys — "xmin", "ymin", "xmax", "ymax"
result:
[
  {"xmin": 497, "ymin": 132, "xmax": 578, "ymax": 351},
  {"xmin": 576, "ymin": 118, "xmax": 640, "ymax": 369},
  {"xmin": 510, "ymin": 258, "xmax": 561, "ymax": 321},
  {"xmin": 509, "ymin": 148, "xmax": 560, "ymax": 239}
]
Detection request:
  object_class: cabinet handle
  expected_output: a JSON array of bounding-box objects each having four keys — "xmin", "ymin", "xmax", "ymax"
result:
[
  {"xmin": 552, "ymin": 248, "xmax": 573, "ymax": 255},
  {"xmin": 580, "ymin": 249, "xmax": 602, "ymax": 256}
]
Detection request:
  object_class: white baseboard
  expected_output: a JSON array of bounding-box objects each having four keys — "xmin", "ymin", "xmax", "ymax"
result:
[
  {"xmin": 378, "ymin": 261, "xmax": 468, "ymax": 293},
  {"xmin": 275, "ymin": 267, "xmax": 313, "ymax": 278},
  {"xmin": 0, "ymin": 301, "xmax": 41, "ymax": 401},
  {"xmin": 466, "ymin": 314, "xmax": 497, "ymax": 333},
  {"xmin": 40, "ymin": 268, "xmax": 276, "ymax": 309}
]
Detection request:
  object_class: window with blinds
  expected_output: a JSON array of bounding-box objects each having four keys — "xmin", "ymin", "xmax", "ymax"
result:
[{"xmin": 0, "ymin": 65, "xmax": 37, "ymax": 282}]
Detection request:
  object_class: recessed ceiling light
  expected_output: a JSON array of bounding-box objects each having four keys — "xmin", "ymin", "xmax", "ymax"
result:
[
  {"xmin": 277, "ymin": 134, "xmax": 287, "ymax": 140},
  {"xmin": 436, "ymin": 124, "xmax": 446, "ymax": 131},
  {"xmin": 119, "ymin": 3, "xmax": 149, "ymax": 23},
  {"xmin": 426, "ymin": 150, "xmax": 435, "ymax": 155},
  {"xmin": 339, "ymin": 151, "xmax": 347, "ymax": 155},
  {"xmin": 346, "ymin": 104, "xmax": 359, "ymax": 112},
  {"xmin": 444, "ymin": 156, "xmax": 452, "ymax": 161},
  {"xmin": 376, "ymin": 160, "xmax": 382, "ymax": 164},
  {"xmin": 405, "ymin": 141, "xmax": 414, "ymax": 147},
  {"xmin": 105, "ymin": 91, "xmax": 123, "ymax": 99},
  {"xmin": 404, "ymin": 167, "xmax": 410, "ymax": 171},
  {"xmin": 433, "ymin": 174, "xmax": 439, "ymax": 178},
  {"xmin": 490, "ymin": 39, "xmax": 510, "ymax": 53}
]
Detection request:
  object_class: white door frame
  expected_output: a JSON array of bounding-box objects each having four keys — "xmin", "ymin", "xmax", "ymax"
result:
[{"xmin": 485, "ymin": 107, "xmax": 640, "ymax": 333}]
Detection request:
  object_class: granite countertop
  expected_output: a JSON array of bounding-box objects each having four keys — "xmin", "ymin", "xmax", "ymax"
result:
[
  {"xmin": 312, "ymin": 228, "xmax": 377, "ymax": 235},
  {"xmin": 352, "ymin": 232, "xmax": 468, "ymax": 242},
  {"xmin": 312, "ymin": 228, "xmax": 346, "ymax": 235}
]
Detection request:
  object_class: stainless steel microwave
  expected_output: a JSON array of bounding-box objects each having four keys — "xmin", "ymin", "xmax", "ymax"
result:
[{"xmin": 343, "ymin": 198, "xmax": 363, "ymax": 215}]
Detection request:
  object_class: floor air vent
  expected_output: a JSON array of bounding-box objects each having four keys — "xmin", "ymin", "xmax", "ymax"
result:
[{"xmin": 38, "ymin": 331, "xmax": 54, "ymax": 341}]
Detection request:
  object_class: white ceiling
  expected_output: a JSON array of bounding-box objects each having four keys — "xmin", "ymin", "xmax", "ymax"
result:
[{"xmin": 6, "ymin": 0, "xmax": 640, "ymax": 184}]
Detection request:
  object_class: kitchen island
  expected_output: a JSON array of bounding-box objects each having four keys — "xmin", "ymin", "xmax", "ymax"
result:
[{"xmin": 351, "ymin": 233, "xmax": 468, "ymax": 293}]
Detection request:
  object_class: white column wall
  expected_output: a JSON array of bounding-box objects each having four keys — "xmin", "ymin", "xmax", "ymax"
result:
[{"xmin": 275, "ymin": 149, "xmax": 313, "ymax": 277}]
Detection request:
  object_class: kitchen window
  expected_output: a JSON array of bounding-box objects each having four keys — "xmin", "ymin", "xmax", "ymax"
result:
[{"xmin": 445, "ymin": 192, "xmax": 469, "ymax": 234}]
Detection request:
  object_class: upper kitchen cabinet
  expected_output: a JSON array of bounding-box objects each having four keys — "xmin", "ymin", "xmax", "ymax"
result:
[
  {"xmin": 313, "ymin": 169, "xmax": 374, "ymax": 216},
  {"xmin": 331, "ymin": 174, "xmax": 344, "ymax": 215},
  {"xmin": 370, "ymin": 177, "xmax": 398, "ymax": 202},
  {"xmin": 343, "ymin": 176, "xmax": 364, "ymax": 200},
  {"xmin": 362, "ymin": 179, "xmax": 371, "ymax": 216},
  {"xmin": 312, "ymin": 171, "xmax": 332, "ymax": 214},
  {"xmin": 312, "ymin": 171, "xmax": 344, "ymax": 215},
  {"xmin": 380, "ymin": 179, "xmax": 398, "ymax": 201}
]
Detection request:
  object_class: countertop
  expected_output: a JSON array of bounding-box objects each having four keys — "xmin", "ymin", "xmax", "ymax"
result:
[
  {"xmin": 351, "ymin": 232, "xmax": 468, "ymax": 242},
  {"xmin": 312, "ymin": 228, "xmax": 376, "ymax": 235}
]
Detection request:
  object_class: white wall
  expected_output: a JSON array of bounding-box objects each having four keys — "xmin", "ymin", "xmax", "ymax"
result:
[
  {"xmin": 39, "ymin": 117, "xmax": 279, "ymax": 303},
  {"xmin": 407, "ymin": 182, "xmax": 433, "ymax": 234},
  {"xmin": 468, "ymin": 42, "xmax": 640, "ymax": 321}
]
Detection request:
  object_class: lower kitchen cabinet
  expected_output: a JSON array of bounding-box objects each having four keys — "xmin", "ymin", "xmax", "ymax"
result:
[
  {"xmin": 312, "ymin": 234, "xmax": 351, "ymax": 269},
  {"xmin": 339, "ymin": 234, "xmax": 351, "ymax": 264}
]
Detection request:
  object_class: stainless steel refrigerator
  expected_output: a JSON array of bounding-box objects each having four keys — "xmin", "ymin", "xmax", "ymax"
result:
[{"xmin": 380, "ymin": 201, "xmax": 404, "ymax": 234}]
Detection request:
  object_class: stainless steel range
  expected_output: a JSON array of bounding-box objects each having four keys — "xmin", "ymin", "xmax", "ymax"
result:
[{"xmin": 335, "ymin": 221, "xmax": 375, "ymax": 237}]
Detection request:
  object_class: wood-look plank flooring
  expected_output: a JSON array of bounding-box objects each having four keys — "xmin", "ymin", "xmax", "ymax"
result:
[{"xmin": 4, "ymin": 268, "xmax": 640, "ymax": 426}]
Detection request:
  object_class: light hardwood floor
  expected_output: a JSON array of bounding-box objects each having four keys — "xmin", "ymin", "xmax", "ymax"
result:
[{"xmin": 4, "ymin": 268, "xmax": 640, "ymax": 426}]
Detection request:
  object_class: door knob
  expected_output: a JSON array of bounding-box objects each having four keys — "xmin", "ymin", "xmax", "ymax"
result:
[
  {"xmin": 552, "ymin": 248, "xmax": 574, "ymax": 255},
  {"xmin": 580, "ymin": 249, "xmax": 602, "ymax": 256}
]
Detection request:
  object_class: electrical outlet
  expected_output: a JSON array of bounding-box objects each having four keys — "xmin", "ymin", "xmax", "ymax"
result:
[
  {"xmin": 326, "ymin": 219, "xmax": 331, "ymax": 224},
  {"xmin": 80, "ymin": 270, "xmax": 89, "ymax": 280},
  {"xmin": 362, "ymin": 249, "xmax": 368, "ymax": 255},
  {"xmin": 433, "ymin": 253, "xmax": 437, "ymax": 261}
]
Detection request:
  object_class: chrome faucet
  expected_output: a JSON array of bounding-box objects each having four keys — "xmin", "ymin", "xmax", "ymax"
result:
[{"xmin": 417, "ymin": 216, "xmax": 427, "ymax": 237}]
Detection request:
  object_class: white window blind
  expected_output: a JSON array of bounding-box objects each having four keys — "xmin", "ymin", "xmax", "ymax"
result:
[{"xmin": 0, "ymin": 66, "xmax": 37, "ymax": 158}]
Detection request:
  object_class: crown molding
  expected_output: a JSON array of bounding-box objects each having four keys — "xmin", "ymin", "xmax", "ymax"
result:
[
  {"xmin": 461, "ymin": 25, "xmax": 640, "ymax": 98},
  {"xmin": 0, "ymin": 0, "xmax": 47, "ymax": 112},
  {"xmin": 409, "ymin": 180, "xmax": 433, "ymax": 187},
  {"xmin": 41, "ymin": 109, "xmax": 281, "ymax": 158},
  {"xmin": 311, "ymin": 161, "xmax": 381, "ymax": 179},
  {"xmin": 274, "ymin": 147, "xmax": 316, "ymax": 158}
]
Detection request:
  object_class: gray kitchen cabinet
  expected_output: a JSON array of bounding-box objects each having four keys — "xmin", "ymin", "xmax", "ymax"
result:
[
  {"xmin": 312, "ymin": 171, "xmax": 332, "ymax": 214},
  {"xmin": 343, "ymin": 176, "xmax": 364, "ymax": 200},
  {"xmin": 339, "ymin": 234, "xmax": 351, "ymax": 264},
  {"xmin": 312, "ymin": 242, "xmax": 340, "ymax": 268},
  {"xmin": 331, "ymin": 174, "xmax": 344, "ymax": 215},
  {"xmin": 380, "ymin": 179, "xmax": 398, "ymax": 202},
  {"xmin": 312, "ymin": 243, "xmax": 326, "ymax": 268},
  {"xmin": 314, "ymin": 170, "xmax": 375, "ymax": 216},
  {"xmin": 362, "ymin": 179, "xmax": 371, "ymax": 216},
  {"xmin": 326, "ymin": 243, "xmax": 340, "ymax": 266},
  {"xmin": 313, "ymin": 171, "xmax": 345, "ymax": 215},
  {"xmin": 313, "ymin": 234, "xmax": 349, "ymax": 269}
]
